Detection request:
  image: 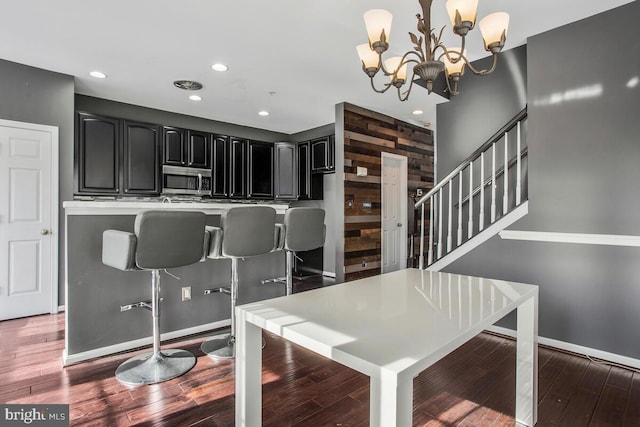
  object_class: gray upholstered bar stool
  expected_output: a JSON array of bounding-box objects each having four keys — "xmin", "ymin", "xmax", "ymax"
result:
[
  {"xmin": 202, "ymin": 206, "xmax": 277, "ymax": 358},
  {"xmin": 102, "ymin": 210, "xmax": 206, "ymax": 385},
  {"xmin": 279, "ymin": 207, "xmax": 326, "ymax": 295}
]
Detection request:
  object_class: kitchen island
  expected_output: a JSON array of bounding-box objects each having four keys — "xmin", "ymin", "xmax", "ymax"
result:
[{"xmin": 63, "ymin": 200, "xmax": 288, "ymax": 365}]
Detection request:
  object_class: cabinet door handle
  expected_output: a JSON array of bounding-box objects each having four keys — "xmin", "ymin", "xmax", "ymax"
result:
[{"xmin": 197, "ymin": 173, "xmax": 202, "ymax": 191}]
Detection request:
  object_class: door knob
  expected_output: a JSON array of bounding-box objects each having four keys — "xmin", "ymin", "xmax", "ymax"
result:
[
  {"xmin": 40, "ymin": 229, "xmax": 50, "ymax": 235},
  {"xmin": 397, "ymin": 223, "xmax": 403, "ymax": 227}
]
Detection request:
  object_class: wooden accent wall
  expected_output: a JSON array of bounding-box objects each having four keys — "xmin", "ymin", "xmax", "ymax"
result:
[{"xmin": 343, "ymin": 103, "xmax": 434, "ymax": 282}]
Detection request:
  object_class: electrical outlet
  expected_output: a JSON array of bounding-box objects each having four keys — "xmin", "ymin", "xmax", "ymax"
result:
[
  {"xmin": 416, "ymin": 188, "xmax": 423, "ymax": 196},
  {"xmin": 361, "ymin": 258, "xmax": 367, "ymax": 267},
  {"xmin": 181, "ymin": 286, "xmax": 191, "ymax": 301}
]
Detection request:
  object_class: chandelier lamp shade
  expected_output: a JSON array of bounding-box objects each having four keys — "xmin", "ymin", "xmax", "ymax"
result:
[{"xmin": 356, "ymin": 0, "xmax": 509, "ymax": 100}]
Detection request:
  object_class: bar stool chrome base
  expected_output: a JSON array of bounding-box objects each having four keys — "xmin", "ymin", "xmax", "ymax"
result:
[
  {"xmin": 200, "ymin": 330, "xmax": 266, "ymax": 359},
  {"xmin": 115, "ymin": 349, "xmax": 196, "ymax": 385},
  {"xmin": 201, "ymin": 332, "xmax": 235, "ymax": 359}
]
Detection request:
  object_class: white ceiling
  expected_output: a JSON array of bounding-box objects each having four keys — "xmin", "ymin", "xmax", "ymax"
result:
[{"xmin": 0, "ymin": 0, "xmax": 633, "ymax": 134}]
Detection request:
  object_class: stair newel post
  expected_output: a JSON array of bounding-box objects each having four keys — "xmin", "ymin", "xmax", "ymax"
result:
[
  {"xmin": 419, "ymin": 202, "xmax": 425, "ymax": 269},
  {"xmin": 516, "ymin": 120, "xmax": 522, "ymax": 206},
  {"xmin": 447, "ymin": 181, "xmax": 453, "ymax": 253},
  {"xmin": 457, "ymin": 170, "xmax": 463, "ymax": 246},
  {"xmin": 428, "ymin": 195, "xmax": 434, "ymax": 265},
  {"xmin": 491, "ymin": 142, "xmax": 497, "ymax": 223},
  {"xmin": 438, "ymin": 188, "xmax": 443, "ymax": 259},
  {"xmin": 468, "ymin": 162, "xmax": 474, "ymax": 239},
  {"xmin": 479, "ymin": 152, "xmax": 485, "ymax": 231},
  {"xmin": 503, "ymin": 132, "xmax": 509, "ymax": 215}
]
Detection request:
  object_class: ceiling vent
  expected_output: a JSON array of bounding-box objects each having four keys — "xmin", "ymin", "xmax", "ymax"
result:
[{"xmin": 173, "ymin": 80, "xmax": 203, "ymax": 90}]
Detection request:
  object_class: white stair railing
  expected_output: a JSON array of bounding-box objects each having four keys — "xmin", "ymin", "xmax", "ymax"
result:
[{"xmin": 416, "ymin": 108, "xmax": 528, "ymax": 269}]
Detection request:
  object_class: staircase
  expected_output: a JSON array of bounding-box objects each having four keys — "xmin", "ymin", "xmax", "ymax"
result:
[{"xmin": 415, "ymin": 108, "xmax": 528, "ymax": 271}]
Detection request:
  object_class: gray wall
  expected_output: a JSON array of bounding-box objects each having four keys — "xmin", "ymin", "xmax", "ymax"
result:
[
  {"xmin": 436, "ymin": 45, "xmax": 527, "ymax": 176},
  {"xmin": 0, "ymin": 59, "xmax": 75, "ymax": 306},
  {"xmin": 437, "ymin": 1, "xmax": 640, "ymax": 359}
]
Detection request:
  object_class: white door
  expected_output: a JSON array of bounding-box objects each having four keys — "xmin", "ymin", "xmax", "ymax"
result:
[
  {"xmin": 0, "ymin": 120, "xmax": 58, "ymax": 321},
  {"xmin": 381, "ymin": 153, "xmax": 407, "ymax": 273}
]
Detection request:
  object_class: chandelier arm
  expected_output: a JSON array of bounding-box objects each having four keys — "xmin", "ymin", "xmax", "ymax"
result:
[
  {"xmin": 465, "ymin": 52, "xmax": 499, "ymax": 75},
  {"xmin": 379, "ymin": 51, "xmax": 423, "ymax": 77},
  {"xmin": 370, "ymin": 77, "xmax": 393, "ymax": 94},
  {"xmin": 397, "ymin": 75, "xmax": 418, "ymax": 102}
]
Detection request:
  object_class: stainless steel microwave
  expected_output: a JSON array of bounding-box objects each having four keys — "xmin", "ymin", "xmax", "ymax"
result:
[{"xmin": 162, "ymin": 165, "xmax": 212, "ymax": 196}]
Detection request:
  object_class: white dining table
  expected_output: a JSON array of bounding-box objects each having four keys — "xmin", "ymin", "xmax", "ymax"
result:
[{"xmin": 235, "ymin": 268, "xmax": 538, "ymax": 426}]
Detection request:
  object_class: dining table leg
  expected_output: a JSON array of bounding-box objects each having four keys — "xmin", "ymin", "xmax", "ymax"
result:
[
  {"xmin": 235, "ymin": 309, "xmax": 263, "ymax": 427},
  {"xmin": 369, "ymin": 371, "xmax": 413, "ymax": 427},
  {"xmin": 515, "ymin": 291, "xmax": 538, "ymax": 426}
]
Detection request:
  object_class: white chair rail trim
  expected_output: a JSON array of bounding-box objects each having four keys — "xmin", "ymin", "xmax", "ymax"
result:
[{"xmin": 499, "ymin": 230, "xmax": 640, "ymax": 247}]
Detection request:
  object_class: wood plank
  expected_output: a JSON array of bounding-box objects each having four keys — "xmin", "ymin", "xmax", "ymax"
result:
[{"xmin": 344, "ymin": 130, "xmax": 395, "ymax": 149}]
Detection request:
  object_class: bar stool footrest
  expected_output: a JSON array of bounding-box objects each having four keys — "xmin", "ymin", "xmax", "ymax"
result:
[{"xmin": 120, "ymin": 301, "xmax": 154, "ymax": 312}]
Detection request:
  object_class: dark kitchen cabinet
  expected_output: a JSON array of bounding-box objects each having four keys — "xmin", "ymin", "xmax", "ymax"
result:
[
  {"xmin": 187, "ymin": 130, "xmax": 210, "ymax": 168},
  {"xmin": 229, "ymin": 138, "xmax": 247, "ymax": 198},
  {"xmin": 298, "ymin": 140, "xmax": 324, "ymax": 200},
  {"xmin": 297, "ymin": 141, "xmax": 311, "ymax": 199},
  {"xmin": 274, "ymin": 142, "xmax": 297, "ymax": 200},
  {"xmin": 211, "ymin": 135, "xmax": 229, "ymax": 197},
  {"xmin": 163, "ymin": 127, "xmax": 185, "ymax": 166},
  {"xmin": 248, "ymin": 140, "xmax": 274, "ymax": 199},
  {"xmin": 163, "ymin": 127, "xmax": 210, "ymax": 168},
  {"xmin": 123, "ymin": 121, "xmax": 161, "ymax": 195},
  {"xmin": 311, "ymin": 135, "xmax": 335, "ymax": 173},
  {"xmin": 75, "ymin": 112, "xmax": 120, "ymax": 195}
]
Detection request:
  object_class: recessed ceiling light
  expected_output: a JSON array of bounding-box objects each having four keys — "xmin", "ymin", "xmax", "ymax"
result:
[
  {"xmin": 258, "ymin": 110, "xmax": 270, "ymax": 116},
  {"xmin": 627, "ymin": 76, "xmax": 639, "ymax": 88},
  {"xmin": 89, "ymin": 71, "xmax": 107, "ymax": 79},
  {"xmin": 211, "ymin": 63, "xmax": 228, "ymax": 72},
  {"xmin": 412, "ymin": 109, "xmax": 424, "ymax": 115},
  {"xmin": 189, "ymin": 95, "xmax": 202, "ymax": 101}
]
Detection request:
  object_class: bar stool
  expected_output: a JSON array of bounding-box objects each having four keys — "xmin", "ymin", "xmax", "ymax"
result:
[
  {"xmin": 102, "ymin": 210, "xmax": 206, "ymax": 385},
  {"xmin": 202, "ymin": 206, "xmax": 277, "ymax": 358},
  {"xmin": 279, "ymin": 207, "xmax": 326, "ymax": 295}
]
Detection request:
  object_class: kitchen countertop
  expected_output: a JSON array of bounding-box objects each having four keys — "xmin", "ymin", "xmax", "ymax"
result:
[{"xmin": 63, "ymin": 200, "xmax": 290, "ymax": 215}]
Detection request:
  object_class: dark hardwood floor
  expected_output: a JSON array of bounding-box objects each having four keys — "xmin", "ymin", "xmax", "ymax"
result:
[{"xmin": 1, "ymin": 281, "xmax": 639, "ymax": 426}]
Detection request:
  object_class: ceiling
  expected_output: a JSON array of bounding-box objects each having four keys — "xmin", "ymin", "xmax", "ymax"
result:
[{"xmin": 0, "ymin": 0, "xmax": 633, "ymax": 135}]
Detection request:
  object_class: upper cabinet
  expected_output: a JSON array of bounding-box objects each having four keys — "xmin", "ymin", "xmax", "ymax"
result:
[
  {"xmin": 229, "ymin": 137, "xmax": 247, "ymax": 199},
  {"xmin": 162, "ymin": 127, "xmax": 210, "ymax": 168},
  {"xmin": 123, "ymin": 121, "xmax": 161, "ymax": 195},
  {"xmin": 297, "ymin": 141, "xmax": 310, "ymax": 200},
  {"xmin": 247, "ymin": 140, "xmax": 274, "ymax": 199},
  {"xmin": 163, "ymin": 127, "xmax": 185, "ymax": 166},
  {"xmin": 76, "ymin": 112, "xmax": 120, "ymax": 195},
  {"xmin": 75, "ymin": 113, "xmax": 161, "ymax": 196},
  {"xmin": 275, "ymin": 142, "xmax": 297, "ymax": 200},
  {"xmin": 311, "ymin": 135, "xmax": 335, "ymax": 173},
  {"xmin": 211, "ymin": 135, "xmax": 229, "ymax": 198},
  {"xmin": 187, "ymin": 130, "xmax": 210, "ymax": 168}
]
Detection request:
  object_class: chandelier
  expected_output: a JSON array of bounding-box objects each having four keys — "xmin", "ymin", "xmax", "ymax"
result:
[{"xmin": 356, "ymin": 0, "xmax": 510, "ymax": 100}]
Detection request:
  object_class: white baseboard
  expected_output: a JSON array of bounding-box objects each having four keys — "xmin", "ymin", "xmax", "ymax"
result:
[
  {"xmin": 322, "ymin": 271, "xmax": 336, "ymax": 278},
  {"xmin": 62, "ymin": 319, "xmax": 230, "ymax": 366},
  {"xmin": 487, "ymin": 325, "xmax": 640, "ymax": 370},
  {"xmin": 57, "ymin": 305, "xmax": 65, "ymax": 312},
  {"xmin": 499, "ymin": 230, "xmax": 640, "ymax": 247}
]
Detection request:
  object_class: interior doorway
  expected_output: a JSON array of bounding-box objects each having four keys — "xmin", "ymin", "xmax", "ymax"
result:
[
  {"xmin": 381, "ymin": 152, "xmax": 408, "ymax": 274},
  {"xmin": 0, "ymin": 119, "xmax": 59, "ymax": 320}
]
